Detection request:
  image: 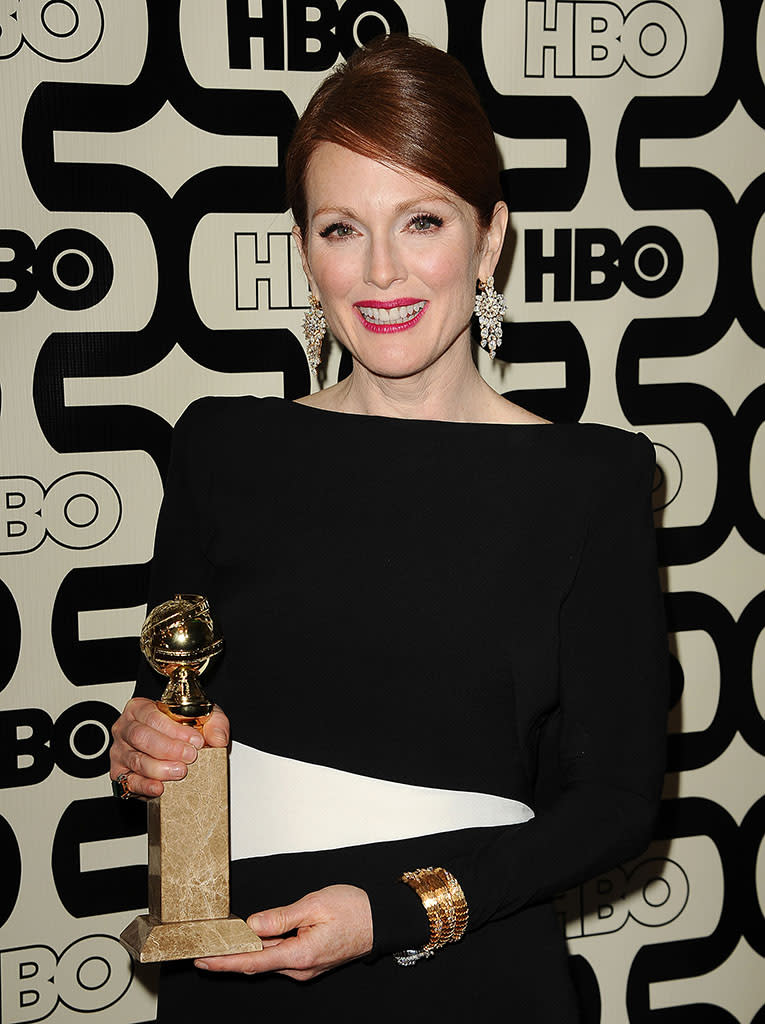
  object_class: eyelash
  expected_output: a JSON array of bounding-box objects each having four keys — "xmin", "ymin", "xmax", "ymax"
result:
[
  {"xmin": 318, "ymin": 222, "xmax": 353, "ymax": 239},
  {"xmin": 317, "ymin": 212, "xmax": 445, "ymax": 239},
  {"xmin": 408, "ymin": 212, "xmax": 444, "ymax": 232}
]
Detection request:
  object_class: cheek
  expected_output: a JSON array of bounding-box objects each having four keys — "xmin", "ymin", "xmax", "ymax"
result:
[
  {"xmin": 308, "ymin": 247, "xmax": 359, "ymax": 305},
  {"xmin": 416, "ymin": 243, "xmax": 479, "ymax": 295}
]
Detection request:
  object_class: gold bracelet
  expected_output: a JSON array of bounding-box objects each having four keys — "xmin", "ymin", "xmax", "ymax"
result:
[
  {"xmin": 413, "ymin": 870, "xmax": 455, "ymax": 950},
  {"xmin": 394, "ymin": 866, "xmax": 469, "ymax": 966},
  {"xmin": 434, "ymin": 867, "xmax": 469, "ymax": 942}
]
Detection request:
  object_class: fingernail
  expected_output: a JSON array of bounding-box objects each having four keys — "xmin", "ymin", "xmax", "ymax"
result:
[
  {"xmin": 182, "ymin": 745, "xmax": 198, "ymax": 762},
  {"xmin": 248, "ymin": 915, "xmax": 262, "ymax": 931},
  {"xmin": 188, "ymin": 732, "xmax": 204, "ymax": 749},
  {"xmin": 168, "ymin": 765, "xmax": 186, "ymax": 779},
  {"xmin": 194, "ymin": 960, "xmax": 209, "ymax": 970}
]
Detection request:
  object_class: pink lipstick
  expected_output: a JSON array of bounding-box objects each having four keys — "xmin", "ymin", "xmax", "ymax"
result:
[{"xmin": 353, "ymin": 298, "xmax": 428, "ymax": 333}]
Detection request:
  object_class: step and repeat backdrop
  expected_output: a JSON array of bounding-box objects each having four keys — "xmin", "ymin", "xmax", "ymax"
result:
[{"xmin": 1, "ymin": 1, "xmax": 764, "ymax": 1021}]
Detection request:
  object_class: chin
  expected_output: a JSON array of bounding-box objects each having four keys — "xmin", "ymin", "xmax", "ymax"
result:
[
  {"xmin": 361, "ymin": 353, "xmax": 437, "ymax": 380},
  {"xmin": 350, "ymin": 337, "xmax": 446, "ymax": 379}
]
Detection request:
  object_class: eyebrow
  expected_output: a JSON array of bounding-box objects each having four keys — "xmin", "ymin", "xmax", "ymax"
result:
[{"xmin": 311, "ymin": 194, "xmax": 458, "ymax": 221}]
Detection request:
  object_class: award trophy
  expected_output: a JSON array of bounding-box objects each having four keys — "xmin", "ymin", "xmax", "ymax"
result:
[{"xmin": 120, "ymin": 595, "xmax": 262, "ymax": 962}]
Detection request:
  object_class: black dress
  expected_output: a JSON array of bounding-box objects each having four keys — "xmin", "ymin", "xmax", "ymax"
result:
[{"xmin": 137, "ymin": 396, "xmax": 668, "ymax": 1022}]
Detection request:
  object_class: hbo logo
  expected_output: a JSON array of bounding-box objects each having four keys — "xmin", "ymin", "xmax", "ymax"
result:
[
  {"xmin": 557, "ymin": 857, "xmax": 689, "ymax": 937},
  {"xmin": 0, "ymin": 229, "xmax": 113, "ymax": 312},
  {"xmin": 524, "ymin": 226, "xmax": 683, "ymax": 302},
  {"xmin": 0, "ymin": 474, "xmax": 122, "ymax": 555},
  {"xmin": 0, "ymin": 0, "xmax": 104, "ymax": 62},
  {"xmin": 524, "ymin": 0, "xmax": 687, "ymax": 78},
  {"xmin": 227, "ymin": 0, "xmax": 407, "ymax": 71},
  {"xmin": 0, "ymin": 701, "xmax": 118, "ymax": 787},
  {"xmin": 0, "ymin": 936, "xmax": 131, "ymax": 1022}
]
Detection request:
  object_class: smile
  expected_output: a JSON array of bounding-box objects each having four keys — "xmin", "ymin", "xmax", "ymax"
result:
[{"xmin": 354, "ymin": 299, "xmax": 427, "ymax": 333}]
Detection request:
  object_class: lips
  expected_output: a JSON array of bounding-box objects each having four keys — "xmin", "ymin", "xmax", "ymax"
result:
[{"xmin": 353, "ymin": 298, "xmax": 427, "ymax": 333}]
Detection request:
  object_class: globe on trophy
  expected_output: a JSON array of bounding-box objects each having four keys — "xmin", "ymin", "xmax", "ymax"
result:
[
  {"xmin": 119, "ymin": 595, "xmax": 262, "ymax": 962},
  {"xmin": 141, "ymin": 594, "xmax": 221, "ymax": 728}
]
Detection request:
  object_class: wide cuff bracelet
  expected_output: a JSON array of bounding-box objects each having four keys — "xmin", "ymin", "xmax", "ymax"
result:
[{"xmin": 393, "ymin": 866, "xmax": 469, "ymax": 966}]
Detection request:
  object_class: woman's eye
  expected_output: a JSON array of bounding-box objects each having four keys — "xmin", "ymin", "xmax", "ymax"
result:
[
  {"xmin": 409, "ymin": 214, "xmax": 443, "ymax": 232},
  {"xmin": 319, "ymin": 222, "xmax": 354, "ymax": 239}
]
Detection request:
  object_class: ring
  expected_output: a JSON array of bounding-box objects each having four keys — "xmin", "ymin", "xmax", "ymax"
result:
[{"xmin": 112, "ymin": 771, "xmax": 135, "ymax": 800}]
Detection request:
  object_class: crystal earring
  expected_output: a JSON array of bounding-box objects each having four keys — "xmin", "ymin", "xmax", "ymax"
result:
[
  {"xmin": 474, "ymin": 275, "xmax": 506, "ymax": 358},
  {"xmin": 302, "ymin": 292, "xmax": 326, "ymax": 374}
]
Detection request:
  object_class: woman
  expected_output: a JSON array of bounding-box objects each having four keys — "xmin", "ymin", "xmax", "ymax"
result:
[{"xmin": 110, "ymin": 34, "xmax": 668, "ymax": 1021}]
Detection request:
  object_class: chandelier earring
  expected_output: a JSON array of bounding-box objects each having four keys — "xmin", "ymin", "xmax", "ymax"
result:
[
  {"xmin": 474, "ymin": 275, "xmax": 506, "ymax": 358},
  {"xmin": 302, "ymin": 292, "xmax": 326, "ymax": 375}
]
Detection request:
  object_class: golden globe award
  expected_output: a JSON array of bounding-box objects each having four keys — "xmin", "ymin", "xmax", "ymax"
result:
[{"xmin": 120, "ymin": 595, "xmax": 262, "ymax": 962}]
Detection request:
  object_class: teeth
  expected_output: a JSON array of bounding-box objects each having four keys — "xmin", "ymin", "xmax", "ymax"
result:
[{"xmin": 357, "ymin": 301, "xmax": 425, "ymax": 324}]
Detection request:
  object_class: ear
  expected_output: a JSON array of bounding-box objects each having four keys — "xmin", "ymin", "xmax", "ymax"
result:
[
  {"xmin": 292, "ymin": 225, "xmax": 317, "ymax": 295},
  {"xmin": 478, "ymin": 201, "xmax": 509, "ymax": 281}
]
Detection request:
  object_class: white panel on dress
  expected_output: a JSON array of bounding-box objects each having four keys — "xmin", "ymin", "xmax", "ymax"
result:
[{"xmin": 229, "ymin": 740, "xmax": 534, "ymax": 860}]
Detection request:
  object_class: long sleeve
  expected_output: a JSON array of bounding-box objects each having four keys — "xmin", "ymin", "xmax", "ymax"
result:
[{"xmin": 365, "ymin": 431, "xmax": 669, "ymax": 954}]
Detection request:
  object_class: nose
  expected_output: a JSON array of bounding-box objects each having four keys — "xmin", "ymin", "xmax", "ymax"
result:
[{"xmin": 364, "ymin": 234, "xmax": 405, "ymax": 290}]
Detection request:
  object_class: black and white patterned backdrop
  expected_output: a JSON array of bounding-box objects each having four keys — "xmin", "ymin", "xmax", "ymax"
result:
[{"xmin": 1, "ymin": 1, "xmax": 764, "ymax": 1021}]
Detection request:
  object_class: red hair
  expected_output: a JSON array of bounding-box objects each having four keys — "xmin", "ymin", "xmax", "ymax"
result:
[{"xmin": 285, "ymin": 35, "xmax": 502, "ymax": 236}]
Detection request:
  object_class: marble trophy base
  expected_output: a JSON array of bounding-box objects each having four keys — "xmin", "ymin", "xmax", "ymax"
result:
[
  {"xmin": 120, "ymin": 746, "xmax": 262, "ymax": 963},
  {"xmin": 121, "ymin": 913, "xmax": 262, "ymax": 963}
]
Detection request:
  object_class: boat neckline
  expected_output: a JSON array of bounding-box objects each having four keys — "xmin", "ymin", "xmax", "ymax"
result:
[{"xmin": 265, "ymin": 395, "xmax": 566, "ymax": 429}]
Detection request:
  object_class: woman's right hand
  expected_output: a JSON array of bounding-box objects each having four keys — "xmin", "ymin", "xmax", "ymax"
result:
[{"xmin": 109, "ymin": 698, "xmax": 230, "ymax": 798}]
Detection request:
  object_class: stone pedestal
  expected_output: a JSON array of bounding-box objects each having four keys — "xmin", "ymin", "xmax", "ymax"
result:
[{"xmin": 120, "ymin": 746, "xmax": 262, "ymax": 962}]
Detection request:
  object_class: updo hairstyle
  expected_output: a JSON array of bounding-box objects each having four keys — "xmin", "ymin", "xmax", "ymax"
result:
[{"xmin": 285, "ymin": 34, "xmax": 502, "ymax": 237}]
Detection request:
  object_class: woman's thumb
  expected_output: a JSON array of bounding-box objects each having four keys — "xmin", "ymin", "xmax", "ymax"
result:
[
  {"xmin": 247, "ymin": 904, "xmax": 302, "ymax": 938},
  {"xmin": 202, "ymin": 707, "xmax": 230, "ymax": 747}
]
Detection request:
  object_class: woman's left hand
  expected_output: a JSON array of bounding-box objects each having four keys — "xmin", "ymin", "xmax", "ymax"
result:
[{"xmin": 194, "ymin": 884, "xmax": 373, "ymax": 981}]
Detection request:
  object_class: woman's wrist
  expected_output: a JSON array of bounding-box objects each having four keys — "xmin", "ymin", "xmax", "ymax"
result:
[{"xmin": 359, "ymin": 878, "xmax": 429, "ymax": 962}]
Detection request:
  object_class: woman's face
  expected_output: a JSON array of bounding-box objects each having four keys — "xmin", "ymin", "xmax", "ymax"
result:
[{"xmin": 295, "ymin": 142, "xmax": 507, "ymax": 380}]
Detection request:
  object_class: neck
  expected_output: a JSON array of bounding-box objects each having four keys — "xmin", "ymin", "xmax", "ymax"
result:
[{"xmin": 333, "ymin": 345, "xmax": 495, "ymax": 422}]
